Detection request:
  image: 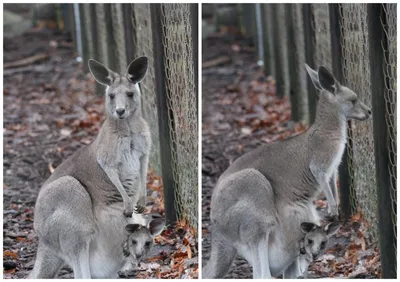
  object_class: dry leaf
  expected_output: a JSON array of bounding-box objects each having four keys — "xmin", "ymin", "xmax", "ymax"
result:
[{"xmin": 4, "ymin": 251, "xmax": 18, "ymax": 259}]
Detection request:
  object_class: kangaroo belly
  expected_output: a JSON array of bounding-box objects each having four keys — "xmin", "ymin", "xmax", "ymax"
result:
[
  {"xmin": 268, "ymin": 232, "xmax": 297, "ymax": 277},
  {"xmin": 89, "ymin": 204, "xmax": 145, "ymax": 278}
]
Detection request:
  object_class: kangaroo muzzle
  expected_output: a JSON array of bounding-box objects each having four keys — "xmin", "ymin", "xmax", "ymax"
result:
[{"xmin": 116, "ymin": 108, "xmax": 126, "ymax": 118}]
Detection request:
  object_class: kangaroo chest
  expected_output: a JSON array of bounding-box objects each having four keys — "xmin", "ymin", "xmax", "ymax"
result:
[
  {"xmin": 116, "ymin": 134, "xmax": 148, "ymax": 190},
  {"xmin": 328, "ymin": 141, "xmax": 345, "ymax": 176}
]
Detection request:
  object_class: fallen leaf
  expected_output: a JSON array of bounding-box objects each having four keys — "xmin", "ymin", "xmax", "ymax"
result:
[{"xmin": 4, "ymin": 251, "xmax": 18, "ymax": 259}]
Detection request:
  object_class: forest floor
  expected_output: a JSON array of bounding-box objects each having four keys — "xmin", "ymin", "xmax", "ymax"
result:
[
  {"xmin": 201, "ymin": 30, "xmax": 381, "ymax": 279},
  {"xmin": 3, "ymin": 27, "xmax": 197, "ymax": 279}
]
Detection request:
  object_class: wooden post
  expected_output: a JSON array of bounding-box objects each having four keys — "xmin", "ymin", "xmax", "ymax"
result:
[
  {"xmin": 303, "ymin": 4, "xmax": 317, "ymax": 124},
  {"xmin": 272, "ymin": 4, "xmax": 289, "ymax": 98},
  {"xmin": 122, "ymin": 4, "xmax": 135, "ymax": 64},
  {"xmin": 286, "ymin": 4, "xmax": 308, "ymax": 122},
  {"xmin": 150, "ymin": 4, "xmax": 177, "ymax": 224},
  {"xmin": 262, "ymin": 4, "xmax": 275, "ymax": 77},
  {"xmin": 368, "ymin": 4, "xmax": 396, "ymax": 278},
  {"xmin": 104, "ymin": 4, "xmax": 116, "ymax": 71},
  {"xmin": 329, "ymin": 4, "xmax": 355, "ymax": 219},
  {"xmin": 191, "ymin": 4, "xmax": 199, "ymax": 109}
]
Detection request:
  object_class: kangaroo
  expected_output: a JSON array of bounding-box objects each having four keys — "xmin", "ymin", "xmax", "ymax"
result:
[
  {"xmin": 297, "ymin": 221, "xmax": 341, "ymax": 278},
  {"xmin": 29, "ymin": 57, "xmax": 155, "ymax": 278},
  {"xmin": 120, "ymin": 217, "xmax": 166, "ymax": 275},
  {"xmin": 203, "ymin": 65, "xmax": 371, "ymax": 279}
]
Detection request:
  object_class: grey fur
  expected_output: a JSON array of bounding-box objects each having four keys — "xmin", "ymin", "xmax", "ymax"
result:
[
  {"xmin": 203, "ymin": 65, "xmax": 371, "ymax": 279},
  {"xmin": 29, "ymin": 57, "xmax": 154, "ymax": 278}
]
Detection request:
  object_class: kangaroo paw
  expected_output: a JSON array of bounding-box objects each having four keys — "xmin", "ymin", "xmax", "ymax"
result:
[
  {"xmin": 123, "ymin": 208, "xmax": 133, "ymax": 218},
  {"xmin": 123, "ymin": 242, "xmax": 130, "ymax": 257},
  {"xmin": 325, "ymin": 214, "xmax": 340, "ymax": 222},
  {"xmin": 134, "ymin": 204, "xmax": 145, "ymax": 214}
]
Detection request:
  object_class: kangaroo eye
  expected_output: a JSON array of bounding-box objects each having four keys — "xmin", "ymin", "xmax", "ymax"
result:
[
  {"xmin": 321, "ymin": 241, "xmax": 326, "ymax": 248},
  {"xmin": 132, "ymin": 240, "xmax": 137, "ymax": 245},
  {"xmin": 350, "ymin": 99, "xmax": 356, "ymax": 105},
  {"xmin": 145, "ymin": 241, "xmax": 151, "ymax": 247},
  {"xmin": 127, "ymin": 92, "xmax": 134, "ymax": 98},
  {"xmin": 308, "ymin": 239, "xmax": 313, "ymax": 245},
  {"xmin": 109, "ymin": 93, "xmax": 115, "ymax": 99}
]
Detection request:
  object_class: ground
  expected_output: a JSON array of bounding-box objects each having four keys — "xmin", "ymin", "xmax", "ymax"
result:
[
  {"xmin": 3, "ymin": 28, "xmax": 197, "ymax": 279},
  {"xmin": 201, "ymin": 32, "xmax": 381, "ymax": 279}
]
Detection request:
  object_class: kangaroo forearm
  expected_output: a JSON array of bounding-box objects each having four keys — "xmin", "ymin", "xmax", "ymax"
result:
[
  {"xmin": 139, "ymin": 156, "xmax": 149, "ymax": 205},
  {"xmin": 329, "ymin": 173, "xmax": 338, "ymax": 203},
  {"xmin": 102, "ymin": 167, "xmax": 131, "ymax": 205}
]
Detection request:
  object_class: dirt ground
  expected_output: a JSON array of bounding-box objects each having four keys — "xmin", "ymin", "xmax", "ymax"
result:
[
  {"xmin": 3, "ymin": 28, "xmax": 197, "ymax": 279},
  {"xmin": 201, "ymin": 34, "xmax": 381, "ymax": 279}
]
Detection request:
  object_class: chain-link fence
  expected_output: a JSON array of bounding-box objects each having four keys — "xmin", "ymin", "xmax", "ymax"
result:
[
  {"xmin": 131, "ymin": 4, "xmax": 160, "ymax": 174},
  {"xmin": 382, "ymin": 3, "xmax": 397, "ymax": 266},
  {"xmin": 66, "ymin": 3, "xmax": 198, "ymax": 231},
  {"xmin": 340, "ymin": 3, "xmax": 378, "ymax": 242},
  {"xmin": 161, "ymin": 4, "xmax": 198, "ymax": 229},
  {"xmin": 237, "ymin": 3, "xmax": 396, "ymax": 277}
]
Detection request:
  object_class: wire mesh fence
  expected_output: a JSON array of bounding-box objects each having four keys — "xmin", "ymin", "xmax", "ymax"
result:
[
  {"xmin": 68, "ymin": 3, "xmax": 198, "ymax": 231},
  {"xmin": 131, "ymin": 3, "xmax": 160, "ymax": 174},
  {"xmin": 340, "ymin": 3, "xmax": 378, "ymax": 242},
  {"xmin": 239, "ymin": 3, "xmax": 396, "ymax": 277},
  {"xmin": 382, "ymin": 2, "xmax": 397, "ymax": 269},
  {"xmin": 161, "ymin": 4, "xmax": 198, "ymax": 229}
]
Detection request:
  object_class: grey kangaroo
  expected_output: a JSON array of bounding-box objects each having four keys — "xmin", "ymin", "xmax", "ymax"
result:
[
  {"xmin": 121, "ymin": 217, "xmax": 166, "ymax": 273},
  {"xmin": 297, "ymin": 221, "xmax": 341, "ymax": 278},
  {"xmin": 29, "ymin": 57, "xmax": 155, "ymax": 278},
  {"xmin": 203, "ymin": 65, "xmax": 371, "ymax": 279}
]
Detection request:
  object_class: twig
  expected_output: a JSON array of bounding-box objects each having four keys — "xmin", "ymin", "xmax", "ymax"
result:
[
  {"xmin": 202, "ymin": 56, "xmax": 231, "ymax": 68},
  {"xmin": 4, "ymin": 53, "xmax": 49, "ymax": 69}
]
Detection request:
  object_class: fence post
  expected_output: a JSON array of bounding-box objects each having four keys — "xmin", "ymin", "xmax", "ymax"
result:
[
  {"xmin": 150, "ymin": 4, "xmax": 177, "ymax": 224},
  {"xmin": 329, "ymin": 4, "xmax": 354, "ymax": 219},
  {"xmin": 302, "ymin": 4, "xmax": 317, "ymax": 124},
  {"xmin": 104, "ymin": 4, "xmax": 116, "ymax": 72},
  {"xmin": 262, "ymin": 4, "xmax": 275, "ymax": 77},
  {"xmin": 191, "ymin": 3, "xmax": 198, "ymax": 109},
  {"xmin": 286, "ymin": 4, "xmax": 308, "ymax": 122},
  {"xmin": 80, "ymin": 4, "xmax": 95, "ymax": 73},
  {"xmin": 122, "ymin": 4, "xmax": 134, "ymax": 64},
  {"xmin": 111, "ymin": 4, "xmax": 127, "ymax": 73},
  {"xmin": 89, "ymin": 4, "xmax": 98, "ymax": 60},
  {"xmin": 240, "ymin": 4, "xmax": 257, "ymax": 46},
  {"xmin": 368, "ymin": 4, "xmax": 396, "ymax": 278},
  {"xmin": 272, "ymin": 4, "xmax": 289, "ymax": 98}
]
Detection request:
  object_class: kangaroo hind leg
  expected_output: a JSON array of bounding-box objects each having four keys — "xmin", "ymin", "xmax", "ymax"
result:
[
  {"xmin": 203, "ymin": 229, "xmax": 237, "ymax": 278},
  {"xmin": 28, "ymin": 242, "xmax": 64, "ymax": 278}
]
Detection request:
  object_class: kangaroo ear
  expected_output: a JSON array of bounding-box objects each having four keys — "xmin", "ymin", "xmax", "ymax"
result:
[
  {"xmin": 300, "ymin": 222, "xmax": 317, "ymax": 234},
  {"xmin": 88, "ymin": 59, "xmax": 118, "ymax": 86},
  {"xmin": 125, "ymin": 224, "xmax": 141, "ymax": 234},
  {"xmin": 305, "ymin": 64, "xmax": 322, "ymax": 90},
  {"xmin": 324, "ymin": 221, "xmax": 341, "ymax": 237},
  {"xmin": 126, "ymin": 56, "xmax": 148, "ymax": 84},
  {"xmin": 148, "ymin": 217, "xmax": 166, "ymax": 237},
  {"xmin": 318, "ymin": 66, "xmax": 338, "ymax": 94}
]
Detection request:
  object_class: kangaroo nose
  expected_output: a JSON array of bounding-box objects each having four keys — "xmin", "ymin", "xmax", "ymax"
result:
[
  {"xmin": 136, "ymin": 253, "xmax": 142, "ymax": 259},
  {"xmin": 116, "ymin": 108, "xmax": 125, "ymax": 116},
  {"xmin": 313, "ymin": 254, "xmax": 318, "ymax": 260}
]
